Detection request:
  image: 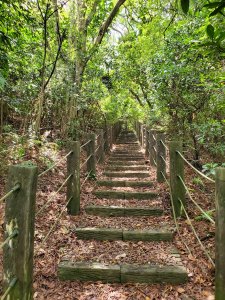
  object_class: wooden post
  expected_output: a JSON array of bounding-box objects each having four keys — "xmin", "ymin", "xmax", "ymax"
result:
[
  {"xmin": 215, "ymin": 167, "xmax": 225, "ymax": 300},
  {"xmin": 3, "ymin": 164, "xmax": 38, "ymax": 299},
  {"xmin": 98, "ymin": 129, "xmax": 105, "ymax": 164},
  {"xmin": 145, "ymin": 129, "xmax": 150, "ymax": 157},
  {"xmin": 169, "ymin": 141, "xmax": 185, "ymax": 218},
  {"xmin": 149, "ymin": 130, "xmax": 157, "ymax": 166},
  {"xmin": 87, "ymin": 133, "xmax": 96, "ymax": 175},
  {"xmin": 67, "ymin": 141, "xmax": 80, "ymax": 215},
  {"xmin": 104, "ymin": 126, "xmax": 110, "ymax": 153},
  {"xmin": 156, "ymin": 133, "xmax": 166, "ymax": 183}
]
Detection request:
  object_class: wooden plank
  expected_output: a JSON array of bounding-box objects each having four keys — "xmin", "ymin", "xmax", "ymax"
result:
[
  {"xmin": 103, "ymin": 172, "xmax": 149, "ymax": 178},
  {"xmin": 123, "ymin": 207, "xmax": 163, "ymax": 216},
  {"xmin": 106, "ymin": 166, "xmax": 148, "ymax": 171},
  {"xmin": 121, "ymin": 264, "xmax": 188, "ymax": 284},
  {"xmin": 94, "ymin": 190, "xmax": 157, "ymax": 200},
  {"xmin": 85, "ymin": 205, "xmax": 125, "ymax": 216},
  {"xmin": 109, "ymin": 157, "xmax": 144, "ymax": 161},
  {"xmin": 97, "ymin": 180, "xmax": 153, "ymax": 187},
  {"xmin": 75, "ymin": 228, "xmax": 123, "ymax": 240},
  {"xmin": 85, "ymin": 206, "xmax": 163, "ymax": 217},
  {"xmin": 58, "ymin": 261, "xmax": 121, "ymax": 283},
  {"xmin": 108, "ymin": 161, "xmax": 146, "ymax": 165},
  {"xmin": 123, "ymin": 229, "xmax": 173, "ymax": 241}
]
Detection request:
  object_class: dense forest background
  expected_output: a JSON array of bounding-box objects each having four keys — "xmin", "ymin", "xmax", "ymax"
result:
[{"xmin": 0, "ymin": 0, "xmax": 225, "ymax": 169}]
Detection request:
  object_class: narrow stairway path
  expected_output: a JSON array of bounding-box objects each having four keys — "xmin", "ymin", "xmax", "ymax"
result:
[{"xmin": 58, "ymin": 130, "xmax": 188, "ymax": 285}]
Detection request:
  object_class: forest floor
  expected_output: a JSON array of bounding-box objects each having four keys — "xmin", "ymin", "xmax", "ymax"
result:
[{"xmin": 0, "ymin": 134, "xmax": 216, "ymax": 300}]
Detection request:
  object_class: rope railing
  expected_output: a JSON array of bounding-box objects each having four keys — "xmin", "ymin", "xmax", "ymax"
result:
[
  {"xmin": 152, "ymin": 134, "xmax": 156, "ymax": 142},
  {"xmin": 37, "ymin": 197, "xmax": 73, "ymax": 248},
  {"xmin": 36, "ymin": 174, "xmax": 72, "ymax": 216},
  {"xmin": 81, "ymin": 170, "xmax": 92, "ymax": 188},
  {"xmin": 80, "ymin": 140, "xmax": 91, "ymax": 149},
  {"xmin": 160, "ymin": 155, "xmax": 167, "ymax": 164},
  {"xmin": 0, "ymin": 278, "xmax": 17, "ymax": 300},
  {"xmin": 178, "ymin": 175, "xmax": 215, "ymax": 224},
  {"xmin": 0, "ymin": 229, "xmax": 18, "ymax": 250},
  {"xmin": 80, "ymin": 154, "xmax": 92, "ymax": 170},
  {"xmin": 178, "ymin": 198, "xmax": 215, "ymax": 267},
  {"xmin": 38, "ymin": 151, "xmax": 73, "ymax": 178},
  {"xmin": 95, "ymin": 144, "xmax": 100, "ymax": 154},
  {"xmin": 0, "ymin": 183, "xmax": 20, "ymax": 204},
  {"xmin": 153, "ymin": 157, "xmax": 157, "ymax": 166},
  {"xmin": 153, "ymin": 146, "xmax": 157, "ymax": 153},
  {"xmin": 160, "ymin": 171, "xmax": 192, "ymax": 255},
  {"xmin": 176, "ymin": 151, "xmax": 215, "ymax": 183},
  {"xmin": 160, "ymin": 139, "xmax": 169, "ymax": 151}
]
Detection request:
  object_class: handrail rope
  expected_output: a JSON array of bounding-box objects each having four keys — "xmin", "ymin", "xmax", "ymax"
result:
[
  {"xmin": 176, "ymin": 151, "xmax": 215, "ymax": 183},
  {"xmin": 178, "ymin": 176, "xmax": 215, "ymax": 224},
  {"xmin": 81, "ymin": 170, "xmax": 92, "ymax": 188},
  {"xmin": 152, "ymin": 157, "xmax": 157, "ymax": 166},
  {"xmin": 0, "ymin": 278, "xmax": 17, "ymax": 300},
  {"xmin": 152, "ymin": 135, "xmax": 156, "ymax": 142},
  {"xmin": 38, "ymin": 151, "xmax": 73, "ymax": 178},
  {"xmin": 0, "ymin": 184, "xmax": 20, "ymax": 204},
  {"xmin": 97, "ymin": 155, "xmax": 101, "ymax": 164},
  {"xmin": 36, "ymin": 174, "xmax": 72, "ymax": 216},
  {"xmin": 178, "ymin": 198, "xmax": 215, "ymax": 267},
  {"xmin": 0, "ymin": 229, "xmax": 18, "ymax": 250},
  {"xmin": 80, "ymin": 154, "xmax": 92, "ymax": 170},
  {"xmin": 153, "ymin": 146, "xmax": 157, "ymax": 153},
  {"xmin": 80, "ymin": 140, "xmax": 91, "ymax": 149},
  {"xmin": 37, "ymin": 197, "xmax": 73, "ymax": 248},
  {"xmin": 160, "ymin": 155, "xmax": 167, "ymax": 165},
  {"xmin": 160, "ymin": 171, "xmax": 192, "ymax": 254},
  {"xmin": 95, "ymin": 144, "xmax": 100, "ymax": 154},
  {"xmin": 160, "ymin": 139, "xmax": 169, "ymax": 151}
]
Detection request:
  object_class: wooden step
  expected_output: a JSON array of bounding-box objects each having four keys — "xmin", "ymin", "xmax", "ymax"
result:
[
  {"xmin": 58, "ymin": 262, "xmax": 188, "ymax": 284},
  {"xmin": 106, "ymin": 165, "xmax": 148, "ymax": 171},
  {"xmin": 103, "ymin": 172, "xmax": 149, "ymax": 178},
  {"xmin": 85, "ymin": 205, "xmax": 163, "ymax": 217},
  {"xmin": 108, "ymin": 161, "xmax": 146, "ymax": 165},
  {"xmin": 75, "ymin": 228, "xmax": 173, "ymax": 241},
  {"xmin": 94, "ymin": 190, "xmax": 157, "ymax": 199},
  {"xmin": 97, "ymin": 180, "xmax": 153, "ymax": 187},
  {"xmin": 109, "ymin": 157, "xmax": 144, "ymax": 161}
]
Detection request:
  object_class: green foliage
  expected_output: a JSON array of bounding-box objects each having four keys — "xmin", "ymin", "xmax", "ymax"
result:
[
  {"xmin": 202, "ymin": 162, "xmax": 225, "ymax": 177},
  {"xmin": 192, "ymin": 177, "xmax": 204, "ymax": 187}
]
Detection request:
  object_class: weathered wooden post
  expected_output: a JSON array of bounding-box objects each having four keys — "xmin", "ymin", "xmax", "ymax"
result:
[
  {"xmin": 149, "ymin": 130, "xmax": 157, "ymax": 166},
  {"xmin": 169, "ymin": 141, "xmax": 185, "ymax": 218},
  {"xmin": 67, "ymin": 141, "xmax": 80, "ymax": 215},
  {"xmin": 140, "ymin": 124, "xmax": 144, "ymax": 147},
  {"xmin": 156, "ymin": 133, "xmax": 166, "ymax": 183},
  {"xmin": 87, "ymin": 133, "xmax": 96, "ymax": 175},
  {"xmin": 3, "ymin": 163, "xmax": 38, "ymax": 299},
  {"xmin": 145, "ymin": 129, "xmax": 150, "ymax": 157},
  {"xmin": 215, "ymin": 167, "xmax": 225, "ymax": 300},
  {"xmin": 104, "ymin": 126, "xmax": 110, "ymax": 153},
  {"xmin": 98, "ymin": 129, "xmax": 105, "ymax": 163}
]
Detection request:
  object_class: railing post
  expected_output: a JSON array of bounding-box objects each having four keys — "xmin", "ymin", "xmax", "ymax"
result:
[
  {"xmin": 98, "ymin": 129, "xmax": 105, "ymax": 164},
  {"xmin": 215, "ymin": 167, "xmax": 225, "ymax": 300},
  {"xmin": 67, "ymin": 141, "xmax": 80, "ymax": 215},
  {"xmin": 145, "ymin": 129, "xmax": 150, "ymax": 157},
  {"xmin": 3, "ymin": 164, "xmax": 38, "ymax": 299},
  {"xmin": 104, "ymin": 126, "xmax": 110, "ymax": 153},
  {"xmin": 156, "ymin": 132, "xmax": 166, "ymax": 183},
  {"xmin": 149, "ymin": 129, "xmax": 157, "ymax": 166},
  {"xmin": 87, "ymin": 133, "xmax": 96, "ymax": 175},
  {"xmin": 169, "ymin": 141, "xmax": 185, "ymax": 218}
]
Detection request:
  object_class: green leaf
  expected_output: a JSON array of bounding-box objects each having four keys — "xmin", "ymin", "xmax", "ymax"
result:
[
  {"xmin": 209, "ymin": 3, "xmax": 225, "ymax": 16},
  {"xmin": 204, "ymin": 2, "xmax": 222, "ymax": 9},
  {"xmin": 206, "ymin": 24, "xmax": 215, "ymax": 40},
  {"xmin": 181, "ymin": 0, "xmax": 189, "ymax": 14}
]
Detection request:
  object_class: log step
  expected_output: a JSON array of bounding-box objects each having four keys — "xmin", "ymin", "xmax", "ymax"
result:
[
  {"xmin": 103, "ymin": 172, "xmax": 149, "ymax": 178},
  {"xmin": 94, "ymin": 190, "xmax": 157, "ymax": 199},
  {"xmin": 85, "ymin": 205, "xmax": 164, "ymax": 217},
  {"xmin": 75, "ymin": 228, "xmax": 173, "ymax": 241},
  {"xmin": 58, "ymin": 262, "xmax": 188, "ymax": 284},
  {"xmin": 108, "ymin": 161, "xmax": 146, "ymax": 165},
  {"xmin": 106, "ymin": 166, "xmax": 148, "ymax": 171},
  {"xmin": 97, "ymin": 180, "xmax": 153, "ymax": 187},
  {"xmin": 109, "ymin": 157, "xmax": 144, "ymax": 161}
]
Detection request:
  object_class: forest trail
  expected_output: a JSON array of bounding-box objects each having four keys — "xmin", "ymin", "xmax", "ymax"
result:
[{"xmin": 58, "ymin": 130, "xmax": 188, "ymax": 285}]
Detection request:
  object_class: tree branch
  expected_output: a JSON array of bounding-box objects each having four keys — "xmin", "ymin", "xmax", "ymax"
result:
[{"xmin": 129, "ymin": 88, "xmax": 144, "ymax": 107}]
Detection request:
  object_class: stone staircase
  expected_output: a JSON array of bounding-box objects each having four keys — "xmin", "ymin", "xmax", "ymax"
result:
[{"xmin": 58, "ymin": 130, "xmax": 188, "ymax": 285}]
